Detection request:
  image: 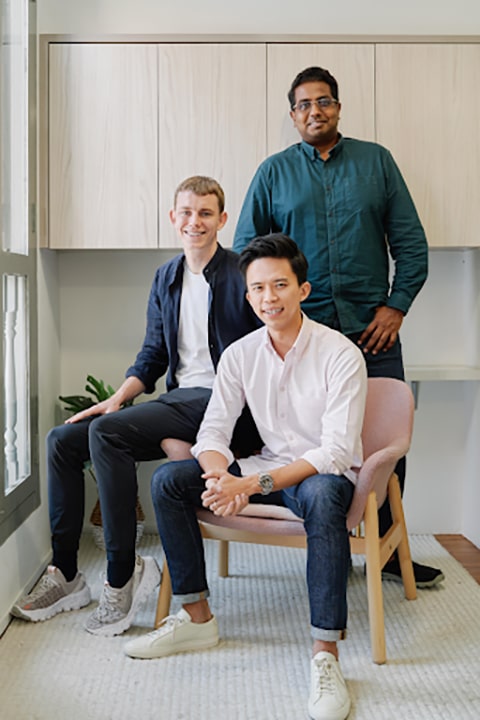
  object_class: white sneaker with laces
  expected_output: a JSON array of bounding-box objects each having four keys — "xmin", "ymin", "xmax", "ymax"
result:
[
  {"xmin": 84, "ymin": 555, "xmax": 161, "ymax": 637},
  {"xmin": 124, "ymin": 607, "xmax": 219, "ymax": 659},
  {"xmin": 11, "ymin": 566, "xmax": 91, "ymax": 622},
  {"xmin": 308, "ymin": 651, "xmax": 351, "ymax": 720}
]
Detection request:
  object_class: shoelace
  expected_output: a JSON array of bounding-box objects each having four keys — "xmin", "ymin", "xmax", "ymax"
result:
[
  {"xmin": 146, "ymin": 613, "xmax": 186, "ymax": 640},
  {"xmin": 94, "ymin": 583, "xmax": 127, "ymax": 620},
  {"xmin": 24, "ymin": 572, "xmax": 59, "ymax": 602},
  {"xmin": 311, "ymin": 656, "xmax": 337, "ymax": 701}
]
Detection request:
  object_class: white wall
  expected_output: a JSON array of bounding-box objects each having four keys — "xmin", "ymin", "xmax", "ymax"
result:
[
  {"xmin": 400, "ymin": 249, "xmax": 479, "ymax": 536},
  {"xmin": 37, "ymin": 0, "xmax": 480, "ymax": 35},
  {"xmin": 462, "ymin": 251, "xmax": 480, "ymax": 548}
]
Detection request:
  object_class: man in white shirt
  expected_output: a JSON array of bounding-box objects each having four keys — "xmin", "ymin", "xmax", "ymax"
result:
[{"xmin": 124, "ymin": 234, "xmax": 367, "ymax": 720}]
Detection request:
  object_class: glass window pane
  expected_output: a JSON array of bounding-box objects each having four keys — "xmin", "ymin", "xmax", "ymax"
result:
[
  {"xmin": 1, "ymin": 0, "xmax": 29, "ymax": 255},
  {"xmin": 3, "ymin": 273, "xmax": 30, "ymax": 493}
]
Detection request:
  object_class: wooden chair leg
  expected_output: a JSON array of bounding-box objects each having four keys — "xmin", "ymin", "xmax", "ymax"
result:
[
  {"xmin": 388, "ymin": 475, "xmax": 416, "ymax": 601},
  {"xmin": 218, "ymin": 540, "xmax": 229, "ymax": 577},
  {"xmin": 364, "ymin": 492, "xmax": 387, "ymax": 664},
  {"xmin": 154, "ymin": 560, "xmax": 172, "ymax": 628}
]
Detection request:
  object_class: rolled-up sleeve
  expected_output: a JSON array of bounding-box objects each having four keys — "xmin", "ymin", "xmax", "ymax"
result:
[{"xmin": 301, "ymin": 346, "xmax": 367, "ymax": 480}]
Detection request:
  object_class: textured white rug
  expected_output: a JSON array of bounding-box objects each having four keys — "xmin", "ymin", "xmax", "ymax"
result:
[{"xmin": 1, "ymin": 533, "xmax": 479, "ymax": 720}]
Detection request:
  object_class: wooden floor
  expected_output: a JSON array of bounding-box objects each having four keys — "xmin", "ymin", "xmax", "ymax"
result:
[{"xmin": 435, "ymin": 534, "xmax": 480, "ymax": 583}]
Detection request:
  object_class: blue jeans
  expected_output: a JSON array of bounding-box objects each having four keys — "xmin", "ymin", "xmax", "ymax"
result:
[{"xmin": 152, "ymin": 459, "xmax": 355, "ymax": 641}]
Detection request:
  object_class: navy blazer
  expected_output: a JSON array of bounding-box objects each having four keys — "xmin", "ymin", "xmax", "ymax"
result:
[{"xmin": 125, "ymin": 244, "xmax": 261, "ymax": 394}]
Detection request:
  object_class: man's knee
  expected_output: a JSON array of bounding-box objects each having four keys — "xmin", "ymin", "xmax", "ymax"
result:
[
  {"xmin": 46, "ymin": 425, "xmax": 63, "ymax": 455},
  {"xmin": 300, "ymin": 474, "xmax": 353, "ymax": 520},
  {"xmin": 88, "ymin": 413, "xmax": 114, "ymax": 437},
  {"xmin": 151, "ymin": 459, "xmax": 201, "ymax": 506},
  {"xmin": 88, "ymin": 413, "xmax": 129, "ymax": 452},
  {"xmin": 46, "ymin": 422, "xmax": 83, "ymax": 458}
]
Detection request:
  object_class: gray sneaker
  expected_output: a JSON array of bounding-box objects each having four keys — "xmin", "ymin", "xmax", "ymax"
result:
[
  {"xmin": 11, "ymin": 566, "xmax": 91, "ymax": 622},
  {"xmin": 84, "ymin": 555, "xmax": 161, "ymax": 637}
]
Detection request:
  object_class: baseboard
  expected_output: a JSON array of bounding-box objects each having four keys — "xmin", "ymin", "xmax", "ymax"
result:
[{"xmin": 1, "ymin": 549, "xmax": 52, "ymax": 638}]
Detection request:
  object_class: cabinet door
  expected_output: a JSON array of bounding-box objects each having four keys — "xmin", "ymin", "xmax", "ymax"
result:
[
  {"xmin": 49, "ymin": 44, "xmax": 158, "ymax": 249},
  {"xmin": 157, "ymin": 44, "xmax": 267, "ymax": 248},
  {"xmin": 376, "ymin": 44, "xmax": 480, "ymax": 248},
  {"xmin": 267, "ymin": 44, "xmax": 375, "ymax": 154}
]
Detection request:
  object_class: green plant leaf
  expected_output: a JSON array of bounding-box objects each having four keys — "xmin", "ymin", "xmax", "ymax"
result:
[
  {"xmin": 58, "ymin": 394, "xmax": 95, "ymax": 413},
  {"xmin": 59, "ymin": 374, "xmax": 133, "ymax": 416}
]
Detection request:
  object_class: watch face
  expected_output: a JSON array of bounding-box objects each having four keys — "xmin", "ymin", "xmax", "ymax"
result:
[{"xmin": 259, "ymin": 473, "xmax": 274, "ymax": 495}]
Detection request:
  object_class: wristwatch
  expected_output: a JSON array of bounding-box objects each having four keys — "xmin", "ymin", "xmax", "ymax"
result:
[{"xmin": 258, "ymin": 472, "xmax": 274, "ymax": 495}]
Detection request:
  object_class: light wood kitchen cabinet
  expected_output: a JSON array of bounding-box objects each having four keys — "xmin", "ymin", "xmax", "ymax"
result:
[
  {"xmin": 157, "ymin": 43, "xmax": 267, "ymax": 248},
  {"xmin": 47, "ymin": 42, "xmax": 266, "ymax": 249},
  {"xmin": 266, "ymin": 43, "xmax": 375, "ymax": 153},
  {"xmin": 45, "ymin": 39, "xmax": 480, "ymax": 249},
  {"xmin": 376, "ymin": 43, "xmax": 480, "ymax": 248},
  {"xmin": 49, "ymin": 44, "xmax": 158, "ymax": 249}
]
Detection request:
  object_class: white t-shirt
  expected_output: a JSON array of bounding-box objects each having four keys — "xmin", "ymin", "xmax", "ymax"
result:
[{"xmin": 175, "ymin": 265, "xmax": 216, "ymax": 389}]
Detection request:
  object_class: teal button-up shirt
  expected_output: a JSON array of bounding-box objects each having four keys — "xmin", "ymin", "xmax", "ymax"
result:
[{"xmin": 234, "ymin": 137, "xmax": 428, "ymax": 334}]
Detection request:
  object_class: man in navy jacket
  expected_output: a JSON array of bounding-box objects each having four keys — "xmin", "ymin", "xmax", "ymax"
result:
[{"xmin": 12, "ymin": 176, "xmax": 260, "ymax": 636}]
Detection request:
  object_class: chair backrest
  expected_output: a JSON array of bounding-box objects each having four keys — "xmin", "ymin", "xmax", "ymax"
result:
[
  {"xmin": 361, "ymin": 377, "xmax": 414, "ymax": 459},
  {"xmin": 347, "ymin": 377, "xmax": 414, "ymax": 530}
]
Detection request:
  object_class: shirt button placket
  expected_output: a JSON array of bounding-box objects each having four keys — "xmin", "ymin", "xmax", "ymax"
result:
[{"xmin": 324, "ymin": 165, "xmax": 340, "ymax": 295}]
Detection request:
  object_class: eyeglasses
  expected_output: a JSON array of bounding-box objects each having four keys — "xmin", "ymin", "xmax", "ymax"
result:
[{"xmin": 292, "ymin": 97, "xmax": 339, "ymax": 113}]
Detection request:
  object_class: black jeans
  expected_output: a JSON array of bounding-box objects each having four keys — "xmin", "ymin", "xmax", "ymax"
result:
[
  {"xmin": 47, "ymin": 387, "xmax": 212, "ymax": 583},
  {"xmin": 47, "ymin": 385, "xmax": 262, "ymax": 584}
]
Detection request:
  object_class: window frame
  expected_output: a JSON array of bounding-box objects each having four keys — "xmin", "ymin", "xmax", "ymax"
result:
[{"xmin": 0, "ymin": 0, "xmax": 38, "ymax": 545}]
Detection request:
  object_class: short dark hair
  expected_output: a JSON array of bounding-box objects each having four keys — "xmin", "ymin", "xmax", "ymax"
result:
[
  {"xmin": 238, "ymin": 233, "xmax": 309, "ymax": 285},
  {"xmin": 287, "ymin": 66, "xmax": 339, "ymax": 109}
]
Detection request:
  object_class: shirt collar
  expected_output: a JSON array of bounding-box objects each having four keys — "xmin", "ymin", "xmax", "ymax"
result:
[
  {"xmin": 169, "ymin": 242, "xmax": 225, "ymax": 286},
  {"xmin": 202, "ymin": 242, "xmax": 225, "ymax": 278},
  {"xmin": 300, "ymin": 133, "xmax": 344, "ymax": 161},
  {"xmin": 262, "ymin": 312, "xmax": 313, "ymax": 357},
  {"xmin": 290, "ymin": 313, "xmax": 313, "ymax": 356}
]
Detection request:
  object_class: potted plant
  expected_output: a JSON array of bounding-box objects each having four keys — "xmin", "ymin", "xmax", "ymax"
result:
[{"xmin": 59, "ymin": 374, "xmax": 145, "ymax": 550}]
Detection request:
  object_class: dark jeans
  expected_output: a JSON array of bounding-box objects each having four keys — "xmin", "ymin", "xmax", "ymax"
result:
[
  {"xmin": 346, "ymin": 333, "xmax": 406, "ymax": 537},
  {"xmin": 152, "ymin": 459, "xmax": 355, "ymax": 640},
  {"xmin": 47, "ymin": 387, "xmax": 213, "ymax": 584}
]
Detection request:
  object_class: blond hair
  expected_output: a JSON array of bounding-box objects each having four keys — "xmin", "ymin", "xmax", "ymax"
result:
[{"xmin": 174, "ymin": 176, "xmax": 225, "ymax": 213}]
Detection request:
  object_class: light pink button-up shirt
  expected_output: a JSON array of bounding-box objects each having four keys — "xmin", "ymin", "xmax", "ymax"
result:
[{"xmin": 192, "ymin": 315, "xmax": 367, "ymax": 484}]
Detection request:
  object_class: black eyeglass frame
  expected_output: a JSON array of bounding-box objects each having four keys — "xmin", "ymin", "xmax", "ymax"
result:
[{"xmin": 291, "ymin": 97, "xmax": 339, "ymax": 113}]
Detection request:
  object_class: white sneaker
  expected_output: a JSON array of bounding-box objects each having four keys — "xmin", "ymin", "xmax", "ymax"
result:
[
  {"xmin": 84, "ymin": 555, "xmax": 161, "ymax": 637},
  {"xmin": 11, "ymin": 566, "xmax": 91, "ymax": 622},
  {"xmin": 308, "ymin": 651, "xmax": 351, "ymax": 720},
  {"xmin": 124, "ymin": 607, "xmax": 219, "ymax": 659}
]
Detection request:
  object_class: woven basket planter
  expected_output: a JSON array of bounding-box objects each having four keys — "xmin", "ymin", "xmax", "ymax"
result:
[{"xmin": 89, "ymin": 496, "xmax": 145, "ymax": 550}]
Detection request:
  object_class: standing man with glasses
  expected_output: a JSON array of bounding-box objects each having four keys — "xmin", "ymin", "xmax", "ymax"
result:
[{"xmin": 234, "ymin": 66, "xmax": 444, "ymax": 588}]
